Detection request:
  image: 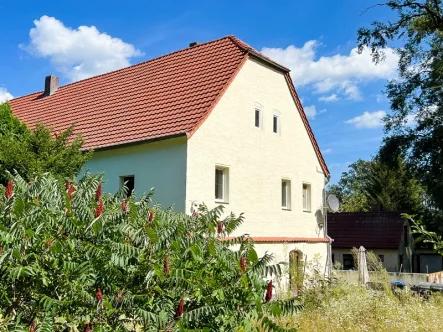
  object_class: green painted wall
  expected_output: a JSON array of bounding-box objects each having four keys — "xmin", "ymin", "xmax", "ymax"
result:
[{"xmin": 83, "ymin": 137, "xmax": 187, "ymax": 212}]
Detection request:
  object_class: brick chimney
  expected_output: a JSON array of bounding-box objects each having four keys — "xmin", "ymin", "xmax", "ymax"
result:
[{"xmin": 44, "ymin": 74, "xmax": 59, "ymax": 96}]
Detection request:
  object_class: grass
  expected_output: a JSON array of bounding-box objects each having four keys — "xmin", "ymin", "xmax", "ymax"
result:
[{"xmin": 274, "ymin": 283, "xmax": 443, "ymax": 332}]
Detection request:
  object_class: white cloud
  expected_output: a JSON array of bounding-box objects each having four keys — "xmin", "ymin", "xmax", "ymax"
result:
[
  {"xmin": 261, "ymin": 41, "xmax": 398, "ymax": 100},
  {"xmin": 345, "ymin": 110, "xmax": 386, "ymax": 129},
  {"xmin": 322, "ymin": 148, "xmax": 332, "ymax": 154},
  {"xmin": 319, "ymin": 94, "xmax": 339, "ymax": 102},
  {"xmin": 22, "ymin": 16, "xmax": 142, "ymax": 81},
  {"xmin": 304, "ymin": 104, "xmax": 326, "ymax": 119},
  {"xmin": 0, "ymin": 88, "xmax": 13, "ymax": 103}
]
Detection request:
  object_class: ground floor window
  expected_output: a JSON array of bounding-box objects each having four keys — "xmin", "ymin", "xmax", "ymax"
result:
[
  {"xmin": 343, "ymin": 254, "xmax": 354, "ymax": 270},
  {"xmin": 120, "ymin": 175, "xmax": 135, "ymax": 197}
]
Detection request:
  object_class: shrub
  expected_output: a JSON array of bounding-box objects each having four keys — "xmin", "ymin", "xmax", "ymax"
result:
[{"xmin": 0, "ymin": 173, "xmax": 300, "ymax": 331}]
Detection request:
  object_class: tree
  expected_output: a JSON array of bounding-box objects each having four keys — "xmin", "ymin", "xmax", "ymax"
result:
[
  {"xmin": 0, "ymin": 102, "xmax": 90, "ymax": 184},
  {"xmin": 328, "ymin": 155, "xmax": 424, "ymax": 213},
  {"xmin": 357, "ymin": 1, "xmax": 443, "ymax": 212},
  {"xmin": 0, "ymin": 173, "xmax": 300, "ymax": 331}
]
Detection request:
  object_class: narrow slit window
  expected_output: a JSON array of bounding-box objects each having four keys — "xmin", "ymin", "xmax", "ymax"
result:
[
  {"xmin": 255, "ymin": 108, "xmax": 262, "ymax": 128},
  {"xmin": 273, "ymin": 114, "xmax": 279, "ymax": 134},
  {"xmin": 282, "ymin": 179, "xmax": 291, "ymax": 209},
  {"xmin": 302, "ymin": 183, "xmax": 311, "ymax": 212}
]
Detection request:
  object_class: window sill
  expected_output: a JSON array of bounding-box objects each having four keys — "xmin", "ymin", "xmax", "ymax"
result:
[
  {"xmin": 303, "ymin": 209, "xmax": 311, "ymax": 213},
  {"xmin": 215, "ymin": 200, "xmax": 229, "ymax": 205},
  {"xmin": 282, "ymin": 207, "xmax": 291, "ymax": 211}
]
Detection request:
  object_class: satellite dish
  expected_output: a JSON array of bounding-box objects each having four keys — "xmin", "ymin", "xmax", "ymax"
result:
[{"xmin": 327, "ymin": 194, "xmax": 340, "ymax": 212}]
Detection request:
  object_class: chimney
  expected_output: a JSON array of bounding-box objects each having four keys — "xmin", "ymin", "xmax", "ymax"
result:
[
  {"xmin": 189, "ymin": 41, "xmax": 199, "ymax": 48},
  {"xmin": 44, "ymin": 74, "xmax": 59, "ymax": 96}
]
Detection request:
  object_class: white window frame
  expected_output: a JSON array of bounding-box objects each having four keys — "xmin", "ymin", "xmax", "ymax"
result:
[
  {"xmin": 273, "ymin": 113, "xmax": 280, "ymax": 135},
  {"xmin": 215, "ymin": 166, "xmax": 229, "ymax": 203},
  {"xmin": 303, "ymin": 183, "xmax": 311, "ymax": 212},
  {"xmin": 254, "ymin": 104, "xmax": 263, "ymax": 129},
  {"xmin": 282, "ymin": 179, "xmax": 291, "ymax": 210}
]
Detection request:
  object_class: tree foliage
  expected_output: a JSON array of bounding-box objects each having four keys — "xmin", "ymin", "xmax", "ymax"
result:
[
  {"xmin": 0, "ymin": 102, "xmax": 90, "ymax": 185},
  {"xmin": 0, "ymin": 173, "xmax": 300, "ymax": 331},
  {"xmin": 357, "ymin": 0, "xmax": 443, "ymax": 212},
  {"xmin": 328, "ymin": 155, "xmax": 424, "ymax": 213}
]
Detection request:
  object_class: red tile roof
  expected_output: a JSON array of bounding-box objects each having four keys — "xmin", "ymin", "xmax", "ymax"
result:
[
  {"xmin": 9, "ymin": 35, "xmax": 329, "ymax": 176},
  {"xmin": 224, "ymin": 236, "xmax": 330, "ymax": 243},
  {"xmin": 327, "ymin": 212, "xmax": 405, "ymax": 249}
]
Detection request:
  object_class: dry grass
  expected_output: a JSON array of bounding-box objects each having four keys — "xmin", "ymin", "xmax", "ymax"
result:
[{"xmin": 271, "ymin": 283, "xmax": 443, "ymax": 332}]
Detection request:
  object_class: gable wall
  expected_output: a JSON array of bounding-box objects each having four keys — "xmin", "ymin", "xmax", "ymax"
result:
[{"xmin": 186, "ymin": 58, "xmax": 327, "ymax": 238}]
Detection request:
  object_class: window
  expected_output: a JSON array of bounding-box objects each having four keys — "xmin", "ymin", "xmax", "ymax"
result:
[
  {"xmin": 273, "ymin": 114, "xmax": 280, "ymax": 134},
  {"xmin": 215, "ymin": 167, "xmax": 229, "ymax": 202},
  {"xmin": 282, "ymin": 179, "xmax": 291, "ymax": 209},
  {"xmin": 120, "ymin": 175, "xmax": 135, "ymax": 197},
  {"xmin": 378, "ymin": 255, "xmax": 385, "ymax": 263},
  {"xmin": 254, "ymin": 108, "xmax": 262, "ymax": 129},
  {"xmin": 343, "ymin": 254, "xmax": 354, "ymax": 270},
  {"xmin": 302, "ymin": 183, "xmax": 311, "ymax": 212}
]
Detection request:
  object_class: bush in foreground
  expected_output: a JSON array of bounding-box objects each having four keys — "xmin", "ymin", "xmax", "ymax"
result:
[{"xmin": 0, "ymin": 173, "xmax": 300, "ymax": 331}]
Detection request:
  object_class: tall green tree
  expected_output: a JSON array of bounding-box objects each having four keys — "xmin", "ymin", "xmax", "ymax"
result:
[
  {"xmin": 0, "ymin": 103, "xmax": 90, "ymax": 184},
  {"xmin": 357, "ymin": 0, "xmax": 443, "ymax": 212},
  {"xmin": 329, "ymin": 155, "xmax": 424, "ymax": 213}
]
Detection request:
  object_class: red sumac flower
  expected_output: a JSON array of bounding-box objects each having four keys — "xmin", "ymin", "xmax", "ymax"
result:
[
  {"xmin": 65, "ymin": 179, "xmax": 70, "ymax": 190},
  {"xmin": 122, "ymin": 200, "xmax": 127, "ymax": 212},
  {"xmin": 217, "ymin": 221, "xmax": 223, "ymax": 234},
  {"xmin": 117, "ymin": 289, "xmax": 123, "ymax": 302},
  {"xmin": 84, "ymin": 323, "xmax": 90, "ymax": 332},
  {"xmin": 5, "ymin": 180, "xmax": 13, "ymax": 199},
  {"xmin": 29, "ymin": 322, "xmax": 35, "ymax": 332},
  {"xmin": 68, "ymin": 185, "xmax": 75, "ymax": 200},
  {"xmin": 95, "ymin": 183, "xmax": 102, "ymax": 202},
  {"xmin": 148, "ymin": 208, "xmax": 155, "ymax": 222},
  {"xmin": 186, "ymin": 232, "xmax": 191, "ymax": 238},
  {"xmin": 240, "ymin": 256, "xmax": 246, "ymax": 272},
  {"xmin": 175, "ymin": 298, "xmax": 184, "ymax": 318},
  {"xmin": 96, "ymin": 288, "xmax": 103, "ymax": 301},
  {"xmin": 95, "ymin": 200, "xmax": 104, "ymax": 218},
  {"xmin": 46, "ymin": 240, "xmax": 53, "ymax": 248},
  {"xmin": 265, "ymin": 280, "xmax": 273, "ymax": 302},
  {"xmin": 164, "ymin": 256, "xmax": 169, "ymax": 275}
]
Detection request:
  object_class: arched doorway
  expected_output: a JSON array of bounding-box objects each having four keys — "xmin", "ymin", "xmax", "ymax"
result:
[{"xmin": 289, "ymin": 250, "xmax": 304, "ymax": 294}]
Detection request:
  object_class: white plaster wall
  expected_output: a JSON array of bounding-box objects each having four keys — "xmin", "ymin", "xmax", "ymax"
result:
[
  {"xmin": 333, "ymin": 248, "xmax": 399, "ymax": 272},
  {"xmin": 254, "ymin": 242, "xmax": 328, "ymax": 294},
  {"xmin": 186, "ymin": 58, "xmax": 327, "ymax": 240}
]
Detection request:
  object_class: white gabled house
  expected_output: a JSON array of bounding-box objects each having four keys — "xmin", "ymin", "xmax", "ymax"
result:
[{"xmin": 10, "ymin": 36, "xmax": 331, "ymax": 289}]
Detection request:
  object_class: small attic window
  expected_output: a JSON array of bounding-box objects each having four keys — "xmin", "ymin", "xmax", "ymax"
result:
[{"xmin": 255, "ymin": 108, "xmax": 262, "ymax": 129}]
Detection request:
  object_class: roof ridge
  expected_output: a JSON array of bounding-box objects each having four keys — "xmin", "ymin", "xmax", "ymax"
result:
[{"xmin": 11, "ymin": 35, "xmax": 240, "ymax": 101}]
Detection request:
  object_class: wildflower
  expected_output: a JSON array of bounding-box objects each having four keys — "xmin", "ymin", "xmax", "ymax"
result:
[
  {"xmin": 265, "ymin": 280, "xmax": 273, "ymax": 302},
  {"xmin": 68, "ymin": 185, "xmax": 75, "ymax": 200},
  {"xmin": 95, "ymin": 183, "xmax": 102, "ymax": 202},
  {"xmin": 5, "ymin": 180, "xmax": 13, "ymax": 199},
  {"xmin": 217, "ymin": 221, "xmax": 223, "ymax": 234},
  {"xmin": 175, "ymin": 298, "xmax": 184, "ymax": 318},
  {"xmin": 122, "ymin": 200, "xmax": 127, "ymax": 212},
  {"xmin": 29, "ymin": 322, "xmax": 35, "ymax": 332},
  {"xmin": 240, "ymin": 256, "xmax": 246, "ymax": 272},
  {"xmin": 95, "ymin": 200, "xmax": 104, "ymax": 218},
  {"xmin": 96, "ymin": 288, "xmax": 103, "ymax": 301},
  {"xmin": 164, "ymin": 256, "xmax": 169, "ymax": 275}
]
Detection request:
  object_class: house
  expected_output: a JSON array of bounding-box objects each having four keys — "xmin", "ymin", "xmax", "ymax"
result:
[
  {"xmin": 413, "ymin": 241, "xmax": 443, "ymax": 274},
  {"xmin": 9, "ymin": 36, "xmax": 330, "ymax": 287},
  {"xmin": 327, "ymin": 212, "xmax": 413, "ymax": 272}
]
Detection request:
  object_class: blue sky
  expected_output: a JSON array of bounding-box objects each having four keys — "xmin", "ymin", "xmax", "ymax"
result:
[{"xmin": 0, "ymin": 0, "xmax": 399, "ymax": 183}]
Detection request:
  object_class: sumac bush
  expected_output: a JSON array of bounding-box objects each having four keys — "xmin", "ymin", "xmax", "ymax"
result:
[{"xmin": 0, "ymin": 173, "xmax": 300, "ymax": 331}]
